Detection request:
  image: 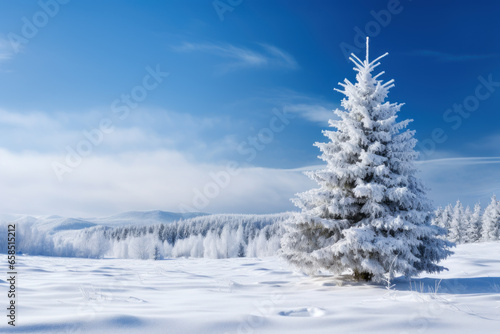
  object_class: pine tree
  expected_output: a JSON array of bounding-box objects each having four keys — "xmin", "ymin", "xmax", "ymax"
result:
[
  {"xmin": 481, "ymin": 195, "xmax": 499, "ymax": 242},
  {"xmin": 448, "ymin": 201, "xmax": 464, "ymax": 243},
  {"xmin": 464, "ymin": 203, "xmax": 481, "ymax": 243},
  {"xmin": 280, "ymin": 38, "xmax": 453, "ymax": 282},
  {"xmin": 154, "ymin": 245, "xmax": 162, "ymax": 260},
  {"xmin": 433, "ymin": 206, "xmax": 444, "ymax": 227},
  {"xmin": 441, "ymin": 204, "xmax": 453, "ymax": 231},
  {"xmin": 432, "ymin": 204, "xmax": 453, "ymax": 237}
]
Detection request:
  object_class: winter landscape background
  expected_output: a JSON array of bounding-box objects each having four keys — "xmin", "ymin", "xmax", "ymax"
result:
[
  {"xmin": 0, "ymin": 197, "xmax": 498, "ymax": 261},
  {"xmin": 1, "ymin": 1, "xmax": 500, "ymax": 333}
]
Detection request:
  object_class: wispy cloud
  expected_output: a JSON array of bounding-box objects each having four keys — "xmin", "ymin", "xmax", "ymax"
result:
[
  {"xmin": 0, "ymin": 109, "xmax": 57, "ymax": 128},
  {"xmin": 409, "ymin": 50, "xmax": 498, "ymax": 62},
  {"xmin": 417, "ymin": 156, "xmax": 500, "ymax": 166},
  {"xmin": 465, "ymin": 133, "xmax": 500, "ymax": 155},
  {"xmin": 173, "ymin": 42, "xmax": 298, "ymax": 72},
  {"xmin": 0, "ymin": 37, "xmax": 16, "ymax": 63},
  {"xmin": 220, "ymin": 88, "xmax": 339, "ymax": 127},
  {"xmin": 255, "ymin": 89, "xmax": 339, "ymax": 125},
  {"xmin": 417, "ymin": 156, "xmax": 500, "ymax": 207},
  {"xmin": 0, "ymin": 107, "xmax": 245, "ymax": 162},
  {"xmin": 259, "ymin": 43, "xmax": 298, "ymax": 69},
  {"xmin": 2, "ymin": 129, "xmax": 499, "ymax": 216},
  {"xmin": 283, "ymin": 103, "xmax": 334, "ymax": 124}
]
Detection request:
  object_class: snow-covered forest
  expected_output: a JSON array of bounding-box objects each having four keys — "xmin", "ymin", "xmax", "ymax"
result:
[
  {"xmin": 1, "ymin": 195, "xmax": 498, "ymax": 261},
  {"xmin": 0, "ymin": 213, "xmax": 288, "ymax": 259},
  {"xmin": 433, "ymin": 194, "xmax": 500, "ymax": 244}
]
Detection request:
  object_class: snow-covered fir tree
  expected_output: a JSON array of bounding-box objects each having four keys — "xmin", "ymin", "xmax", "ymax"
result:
[
  {"xmin": 280, "ymin": 38, "xmax": 453, "ymax": 282},
  {"xmin": 448, "ymin": 201, "xmax": 464, "ymax": 243},
  {"xmin": 433, "ymin": 204, "xmax": 453, "ymax": 231},
  {"xmin": 481, "ymin": 195, "xmax": 500, "ymax": 242},
  {"xmin": 433, "ymin": 206, "xmax": 444, "ymax": 226},
  {"xmin": 440, "ymin": 204, "xmax": 453, "ymax": 231},
  {"xmin": 463, "ymin": 203, "xmax": 481, "ymax": 243}
]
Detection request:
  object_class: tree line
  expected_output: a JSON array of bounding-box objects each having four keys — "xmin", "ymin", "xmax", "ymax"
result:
[{"xmin": 433, "ymin": 195, "xmax": 500, "ymax": 244}]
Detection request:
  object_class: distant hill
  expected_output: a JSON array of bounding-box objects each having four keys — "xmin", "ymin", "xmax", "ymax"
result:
[
  {"xmin": 0, "ymin": 211, "xmax": 290, "ymax": 259},
  {"xmin": 0, "ymin": 210, "xmax": 209, "ymax": 233},
  {"xmin": 86, "ymin": 210, "xmax": 208, "ymax": 227}
]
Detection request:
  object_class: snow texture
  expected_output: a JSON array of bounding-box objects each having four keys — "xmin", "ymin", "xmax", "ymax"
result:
[{"xmin": 1, "ymin": 242, "xmax": 499, "ymax": 333}]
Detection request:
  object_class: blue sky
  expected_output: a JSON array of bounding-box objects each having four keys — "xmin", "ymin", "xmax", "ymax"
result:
[{"xmin": 0, "ymin": 0, "xmax": 499, "ymax": 216}]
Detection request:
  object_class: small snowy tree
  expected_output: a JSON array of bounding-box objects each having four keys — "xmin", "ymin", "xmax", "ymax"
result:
[
  {"xmin": 448, "ymin": 201, "xmax": 464, "ymax": 243},
  {"xmin": 463, "ymin": 203, "xmax": 481, "ymax": 243},
  {"xmin": 432, "ymin": 204, "xmax": 452, "ymax": 233},
  {"xmin": 280, "ymin": 38, "xmax": 453, "ymax": 282},
  {"xmin": 441, "ymin": 204, "xmax": 453, "ymax": 231},
  {"xmin": 481, "ymin": 195, "xmax": 500, "ymax": 242},
  {"xmin": 432, "ymin": 207, "xmax": 443, "ymax": 226},
  {"xmin": 153, "ymin": 245, "xmax": 162, "ymax": 260}
]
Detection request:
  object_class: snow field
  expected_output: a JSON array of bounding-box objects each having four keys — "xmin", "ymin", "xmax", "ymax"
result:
[{"xmin": 1, "ymin": 242, "xmax": 499, "ymax": 333}]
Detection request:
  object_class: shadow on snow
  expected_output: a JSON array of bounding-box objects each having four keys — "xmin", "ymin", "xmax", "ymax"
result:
[{"xmin": 392, "ymin": 276, "xmax": 500, "ymax": 294}]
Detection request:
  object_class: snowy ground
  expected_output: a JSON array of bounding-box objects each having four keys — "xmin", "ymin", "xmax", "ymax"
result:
[{"xmin": 1, "ymin": 242, "xmax": 499, "ymax": 333}]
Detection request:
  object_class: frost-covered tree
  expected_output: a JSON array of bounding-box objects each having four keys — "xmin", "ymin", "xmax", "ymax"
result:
[
  {"xmin": 441, "ymin": 204, "xmax": 453, "ymax": 231},
  {"xmin": 448, "ymin": 201, "xmax": 464, "ymax": 243},
  {"xmin": 481, "ymin": 195, "xmax": 499, "ymax": 242},
  {"xmin": 433, "ymin": 206, "xmax": 444, "ymax": 226},
  {"xmin": 432, "ymin": 204, "xmax": 453, "ymax": 233},
  {"xmin": 462, "ymin": 205, "xmax": 472, "ymax": 243},
  {"xmin": 463, "ymin": 203, "xmax": 481, "ymax": 243},
  {"xmin": 280, "ymin": 38, "xmax": 453, "ymax": 282}
]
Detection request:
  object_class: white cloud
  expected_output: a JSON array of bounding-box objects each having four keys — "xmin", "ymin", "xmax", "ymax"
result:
[
  {"xmin": 0, "ymin": 37, "xmax": 16, "ymax": 63},
  {"xmin": 4, "ymin": 105, "xmax": 498, "ymax": 217},
  {"xmin": 0, "ymin": 107, "xmax": 232, "ymax": 158},
  {"xmin": 173, "ymin": 42, "xmax": 298, "ymax": 71},
  {"xmin": 284, "ymin": 103, "xmax": 335, "ymax": 124},
  {"xmin": 0, "ymin": 109, "xmax": 57, "ymax": 128},
  {"xmin": 2, "ymin": 138, "xmax": 498, "ymax": 217},
  {"xmin": 465, "ymin": 133, "xmax": 500, "ymax": 155},
  {"xmin": 259, "ymin": 43, "xmax": 298, "ymax": 69},
  {"xmin": 227, "ymin": 88, "xmax": 340, "ymax": 126},
  {"xmin": 417, "ymin": 156, "xmax": 500, "ymax": 207},
  {"xmin": 0, "ymin": 148, "xmax": 313, "ymax": 217},
  {"xmin": 417, "ymin": 156, "xmax": 500, "ymax": 166}
]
